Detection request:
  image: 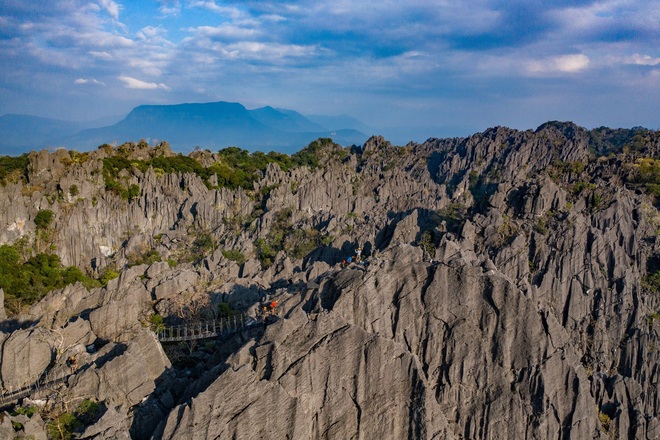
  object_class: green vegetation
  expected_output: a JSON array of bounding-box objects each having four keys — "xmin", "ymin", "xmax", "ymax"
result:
[
  {"xmin": 254, "ymin": 238, "xmax": 276, "ymax": 269},
  {"xmin": 221, "ymin": 249, "xmax": 246, "ymax": 265},
  {"xmin": 591, "ymin": 193, "xmax": 603, "ymax": 208},
  {"xmin": 533, "ymin": 217, "xmax": 547, "ymax": 235},
  {"xmin": 34, "ymin": 209, "xmax": 54, "ymax": 230},
  {"xmin": 289, "ymin": 228, "xmax": 322, "ymax": 259},
  {"xmin": 642, "ymin": 269, "xmax": 660, "ymax": 293},
  {"xmin": 418, "ymin": 230, "xmax": 436, "ymax": 256},
  {"xmin": 0, "ymin": 244, "xmax": 101, "ymax": 313},
  {"xmin": 218, "ymin": 302, "xmax": 238, "ymax": 318},
  {"xmin": 192, "ymin": 232, "xmax": 215, "ymax": 257},
  {"xmin": 0, "ymin": 154, "xmax": 29, "ymax": 185},
  {"xmin": 628, "ymin": 158, "xmax": 660, "ymax": 207},
  {"xmin": 100, "ymin": 139, "xmax": 328, "ymax": 197},
  {"xmin": 11, "ymin": 406, "xmax": 37, "ymax": 417},
  {"xmin": 572, "ymin": 181, "xmax": 596, "ymax": 196},
  {"xmin": 47, "ymin": 399, "xmax": 101, "ymax": 440},
  {"xmin": 254, "ymin": 207, "xmax": 325, "ymax": 268},
  {"xmin": 547, "ymin": 160, "xmax": 587, "ymax": 181},
  {"xmin": 598, "ymin": 410, "xmax": 613, "ymax": 435},
  {"xmin": 468, "ymin": 169, "xmax": 498, "ymax": 212},
  {"xmin": 437, "ymin": 203, "xmax": 467, "ymax": 234},
  {"xmin": 589, "ymin": 126, "xmax": 655, "ymax": 156},
  {"xmin": 99, "ymin": 268, "xmax": 119, "ymax": 287},
  {"xmin": 128, "ymin": 249, "xmax": 161, "ymax": 267},
  {"xmin": 496, "ymin": 216, "xmax": 520, "ymax": 248},
  {"xmin": 149, "ymin": 313, "xmax": 166, "ymax": 332}
]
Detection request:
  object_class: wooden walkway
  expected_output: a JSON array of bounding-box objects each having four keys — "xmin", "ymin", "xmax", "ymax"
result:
[{"xmin": 156, "ymin": 314, "xmax": 258, "ymax": 342}]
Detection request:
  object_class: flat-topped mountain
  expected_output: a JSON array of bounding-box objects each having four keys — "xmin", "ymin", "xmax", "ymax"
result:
[{"xmin": 0, "ymin": 102, "xmax": 369, "ymax": 155}]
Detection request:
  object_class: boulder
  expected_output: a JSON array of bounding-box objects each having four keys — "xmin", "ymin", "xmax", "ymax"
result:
[
  {"xmin": 71, "ymin": 330, "xmax": 170, "ymax": 408},
  {"xmin": 89, "ymin": 298, "xmax": 141, "ymax": 342},
  {"xmin": 151, "ymin": 269, "xmax": 198, "ymax": 301},
  {"xmin": 61, "ymin": 317, "xmax": 96, "ymax": 348},
  {"xmin": 1, "ymin": 328, "xmax": 54, "ymax": 389}
]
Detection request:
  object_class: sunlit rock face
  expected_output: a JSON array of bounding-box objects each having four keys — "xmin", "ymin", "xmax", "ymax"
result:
[{"xmin": 0, "ymin": 124, "xmax": 658, "ymax": 439}]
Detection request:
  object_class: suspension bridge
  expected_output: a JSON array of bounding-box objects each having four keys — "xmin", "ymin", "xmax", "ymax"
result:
[
  {"xmin": 155, "ymin": 313, "xmax": 260, "ymax": 342},
  {"xmin": 0, "ymin": 314, "xmax": 264, "ymax": 408},
  {"xmin": 0, "ymin": 371, "xmax": 71, "ymax": 409}
]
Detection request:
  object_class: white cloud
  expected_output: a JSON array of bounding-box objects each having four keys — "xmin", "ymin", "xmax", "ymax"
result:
[
  {"xmin": 213, "ymin": 41, "xmax": 319, "ymax": 62},
  {"xmin": 138, "ymin": 26, "xmax": 161, "ymax": 39},
  {"xmin": 98, "ymin": 0, "xmax": 121, "ymax": 21},
  {"xmin": 89, "ymin": 50, "xmax": 113, "ymax": 60},
  {"xmin": 627, "ymin": 53, "xmax": 660, "ymax": 66},
  {"xmin": 192, "ymin": 24, "xmax": 260, "ymax": 40},
  {"xmin": 525, "ymin": 54, "xmax": 590, "ymax": 74},
  {"xmin": 118, "ymin": 75, "xmax": 170, "ymax": 90},
  {"xmin": 127, "ymin": 58, "xmax": 165, "ymax": 76},
  {"xmin": 157, "ymin": 0, "xmax": 181, "ymax": 16},
  {"xmin": 189, "ymin": 1, "xmax": 244, "ymax": 19},
  {"xmin": 136, "ymin": 26, "xmax": 174, "ymax": 46},
  {"xmin": 74, "ymin": 78, "xmax": 105, "ymax": 85},
  {"xmin": 91, "ymin": 33, "xmax": 134, "ymax": 48}
]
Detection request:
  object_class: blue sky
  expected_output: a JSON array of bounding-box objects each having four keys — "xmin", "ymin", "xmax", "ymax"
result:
[{"xmin": 0, "ymin": 0, "xmax": 658, "ymax": 143}]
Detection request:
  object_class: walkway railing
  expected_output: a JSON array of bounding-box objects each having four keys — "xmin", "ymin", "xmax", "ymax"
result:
[
  {"xmin": 0, "ymin": 314, "xmax": 259, "ymax": 408},
  {"xmin": 156, "ymin": 314, "xmax": 257, "ymax": 342},
  {"xmin": 0, "ymin": 370, "xmax": 70, "ymax": 409}
]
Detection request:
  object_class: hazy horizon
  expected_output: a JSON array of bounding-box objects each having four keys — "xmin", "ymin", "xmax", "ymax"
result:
[{"xmin": 0, "ymin": 1, "xmax": 658, "ymax": 143}]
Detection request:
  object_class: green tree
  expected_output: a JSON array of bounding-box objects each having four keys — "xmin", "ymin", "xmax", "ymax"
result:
[{"xmin": 34, "ymin": 209, "xmax": 54, "ymax": 230}]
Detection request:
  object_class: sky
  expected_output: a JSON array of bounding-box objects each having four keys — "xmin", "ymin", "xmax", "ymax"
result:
[{"xmin": 0, "ymin": 0, "xmax": 658, "ymax": 143}]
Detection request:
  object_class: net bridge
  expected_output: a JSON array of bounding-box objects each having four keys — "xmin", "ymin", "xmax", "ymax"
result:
[{"xmin": 156, "ymin": 314, "xmax": 258, "ymax": 342}]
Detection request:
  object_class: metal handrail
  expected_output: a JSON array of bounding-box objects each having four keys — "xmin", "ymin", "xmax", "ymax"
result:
[{"xmin": 156, "ymin": 314, "xmax": 253, "ymax": 342}]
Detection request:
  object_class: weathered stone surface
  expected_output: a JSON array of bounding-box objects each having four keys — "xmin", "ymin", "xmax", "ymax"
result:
[
  {"xmin": 61, "ymin": 317, "xmax": 96, "ymax": 349},
  {"xmin": 0, "ymin": 414, "xmax": 15, "ymax": 438},
  {"xmin": 0, "ymin": 127, "xmax": 657, "ymax": 438},
  {"xmin": 89, "ymin": 298, "xmax": 141, "ymax": 342},
  {"xmin": 78, "ymin": 404, "xmax": 132, "ymax": 439},
  {"xmin": 28, "ymin": 282, "xmax": 93, "ymax": 324},
  {"xmin": 146, "ymin": 261, "xmax": 170, "ymax": 279},
  {"xmin": 11, "ymin": 411, "xmax": 47, "ymax": 440},
  {"xmin": 159, "ymin": 251, "xmax": 604, "ymax": 439},
  {"xmin": 71, "ymin": 329, "xmax": 170, "ymax": 408},
  {"xmin": 1, "ymin": 328, "xmax": 54, "ymax": 389},
  {"xmin": 152, "ymin": 269, "xmax": 198, "ymax": 301},
  {"xmin": 0, "ymin": 288, "xmax": 6, "ymax": 321}
]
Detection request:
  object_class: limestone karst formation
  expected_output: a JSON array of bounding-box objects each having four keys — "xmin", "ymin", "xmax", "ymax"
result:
[{"xmin": 0, "ymin": 123, "xmax": 658, "ymax": 439}]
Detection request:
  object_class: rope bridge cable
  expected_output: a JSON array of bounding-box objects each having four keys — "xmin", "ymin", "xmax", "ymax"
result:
[
  {"xmin": 156, "ymin": 313, "xmax": 259, "ymax": 342},
  {"xmin": 0, "ymin": 370, "xmax": 71, "ymax": 409},
  {"xmin": 0, "ymin": 314, "xmax": 262, "ymax": 406}
]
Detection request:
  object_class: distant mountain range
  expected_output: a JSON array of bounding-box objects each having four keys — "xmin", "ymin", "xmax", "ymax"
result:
[{"xmin": 0, "ymin": 102, "xmax": 371, "ymax": 155}]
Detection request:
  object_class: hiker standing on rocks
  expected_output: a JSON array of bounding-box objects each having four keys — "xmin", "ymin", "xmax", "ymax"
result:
[{"xmin": 68, "ymin": 355, "xmax": 78, "ymax": 374}]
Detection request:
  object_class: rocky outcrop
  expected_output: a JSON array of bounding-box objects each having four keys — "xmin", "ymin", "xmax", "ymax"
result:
[
  {"xmin": 0, "ymin": 124, "xmax": 657, "ymax": 439},
  {"xmin": 1, "ymin": 327, "xmax": 55, "ymax": 389},
  {"xmin": 158, "ymin": 245, "xmax": 607, "ymax": 438},
  {"xmin": 70, "ymin": 329, "xmax": 170, "ymax": 407}
]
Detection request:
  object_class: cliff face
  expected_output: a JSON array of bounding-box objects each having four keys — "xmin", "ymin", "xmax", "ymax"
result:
[{"xmin": 0, "ymin": 123, "xmax": 658, "ymax": 439}]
